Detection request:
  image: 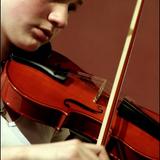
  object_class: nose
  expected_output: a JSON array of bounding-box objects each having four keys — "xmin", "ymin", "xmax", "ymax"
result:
[{"xmin": 48, "ymin": 4, "xmax": 68, "ymax": 28}]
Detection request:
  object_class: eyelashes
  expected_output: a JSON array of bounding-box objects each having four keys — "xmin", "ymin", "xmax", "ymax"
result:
[{"xmin": 68, "ymin": 3, "xmax": 77, "ymax": 12}]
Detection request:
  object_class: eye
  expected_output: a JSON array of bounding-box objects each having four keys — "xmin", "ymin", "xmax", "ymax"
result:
[{"xmin": 68, "ymin": 3, "xmax": 77, "ymax": 12}]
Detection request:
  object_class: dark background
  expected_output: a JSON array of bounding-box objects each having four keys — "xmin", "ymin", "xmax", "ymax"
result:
[{"xmin": 53, "ymin": 0, "xmax": 159, "ymax": 114}]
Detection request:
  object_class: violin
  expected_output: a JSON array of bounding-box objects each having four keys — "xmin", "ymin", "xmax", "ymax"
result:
[
  {"xmin": 1, "ymin": 0, "xmax": 159, "ymax": 159},
  {"xmin": 1, "ymin": 43, "xmax": 159, "ymax": 160}
]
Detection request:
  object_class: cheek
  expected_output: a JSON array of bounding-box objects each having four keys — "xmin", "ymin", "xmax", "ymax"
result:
[
  {"xmin": 8, "ymin": 1, "xmax": 46, "ymax": 21},
  {"xmin": 51, "ymin": 29, "xmax": 62, "ymax": 41}
]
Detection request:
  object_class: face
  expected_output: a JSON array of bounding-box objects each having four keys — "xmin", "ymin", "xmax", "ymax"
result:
[{"xmin": 1, "ymin": 0, "xmax": 83, "ymax": 51}]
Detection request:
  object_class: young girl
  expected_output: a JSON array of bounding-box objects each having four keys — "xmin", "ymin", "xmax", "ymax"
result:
[{"xmin": 1, "ymin": 0, "xmax": 109, "ymax": 159}]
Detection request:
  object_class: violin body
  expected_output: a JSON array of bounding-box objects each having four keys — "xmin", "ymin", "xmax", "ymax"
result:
[{"xmin": 1, "ymin": 47, "xmax": 159, "ymax": 160}]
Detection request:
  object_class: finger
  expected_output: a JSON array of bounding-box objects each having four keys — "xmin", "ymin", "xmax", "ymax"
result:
[
  {"xmin": 83, "ymin": 143, "xmax": 109, "ymax": 160},
  {"xmin": 79, "ymin": 145, "xmax": 99, "ymax": 160},
  {"xmin": 59, "ymin": 139, "xmax": 99, "ymax": 160},
  {"xmin": 98, "ymin": 150, "xmax": 110, "ymax": 160}
]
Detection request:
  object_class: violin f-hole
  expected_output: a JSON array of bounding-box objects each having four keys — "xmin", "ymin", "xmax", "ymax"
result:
[{"xmin": 64, "ymin": 98, "xmax": 103, "ymax": 114}]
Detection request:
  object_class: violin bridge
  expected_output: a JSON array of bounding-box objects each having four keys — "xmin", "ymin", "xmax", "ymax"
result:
[
  {"xmin": 77, "ymin": 71, "xmax": 107, "ymax": 103},
  {"xmin": 93, "ymin": 79, "xmax": 107, "ymax": 103}
]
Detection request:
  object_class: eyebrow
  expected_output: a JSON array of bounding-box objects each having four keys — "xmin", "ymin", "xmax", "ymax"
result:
[{"xmin": 77, "ymin": 0, "xmax": 84, "ymax": 5}]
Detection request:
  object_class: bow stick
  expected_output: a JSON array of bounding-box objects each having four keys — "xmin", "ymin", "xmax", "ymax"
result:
[{"xmin": 97, "ymin": 0, "xmax": 144, "ymax": 146}]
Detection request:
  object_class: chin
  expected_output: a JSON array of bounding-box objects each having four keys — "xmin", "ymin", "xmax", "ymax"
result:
[{"xmin": 18, "ymin": 40, "xmax": 42, "ymax": 52}]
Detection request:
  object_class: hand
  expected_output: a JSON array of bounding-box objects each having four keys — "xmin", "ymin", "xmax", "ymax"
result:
[{"xmin": 2, "ymin": 139, "xmax": 110, "ymax": 160}]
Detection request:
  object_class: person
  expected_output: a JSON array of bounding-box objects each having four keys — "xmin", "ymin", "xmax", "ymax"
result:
[{"xmin": 1, "ymin": 0, "xmax": 110, "ymax": 160}]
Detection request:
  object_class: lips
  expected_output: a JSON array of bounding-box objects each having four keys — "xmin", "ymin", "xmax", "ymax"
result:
[
  {"xmin": 41, "ymin": 28, "xmax": 52, "ymax": 38},
  {"xmin": 32, "ymin": 27, "xmax": 52, "ymax": 42}
]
